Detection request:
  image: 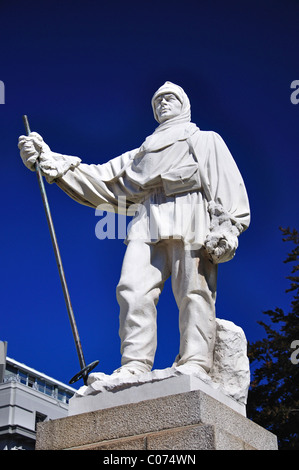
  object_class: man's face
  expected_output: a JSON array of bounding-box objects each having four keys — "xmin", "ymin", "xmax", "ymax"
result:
[{"xmin": 154, "ymin": 93, "xmax": 182, "ymax": 123}]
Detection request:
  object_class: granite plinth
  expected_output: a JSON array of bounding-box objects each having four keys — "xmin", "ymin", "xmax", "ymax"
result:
[{"xmin": 36, "ymin": 387, "xmax": 277, "ymax": 450}]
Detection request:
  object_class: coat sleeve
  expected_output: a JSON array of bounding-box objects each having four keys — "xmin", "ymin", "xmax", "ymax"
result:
[
  {"xmin": 55, "ymin": 149, "xmax": 138, "ymax": 214},
  {"xmin": 201, "ymin": 131, "xmax": 250, "ymax": 233}
]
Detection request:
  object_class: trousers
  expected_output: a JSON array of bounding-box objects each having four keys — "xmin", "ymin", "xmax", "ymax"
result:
[{"xmin": 116, "ymin": 239, "xmax": 218, "ymax": 373}]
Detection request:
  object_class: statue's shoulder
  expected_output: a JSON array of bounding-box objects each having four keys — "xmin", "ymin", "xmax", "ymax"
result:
[
  {"xmin": 196, "ymin": 130, "xmax": 227, "ymax": 148},
  {"xmin": 197, "ymin": 129, "xmax": 220, "ymax": 138},
  {"xmin": 192, "ymin": 129, "xmax": 220, "ymax": 146}
]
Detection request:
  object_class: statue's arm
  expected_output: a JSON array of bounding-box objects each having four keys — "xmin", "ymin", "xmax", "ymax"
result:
[
  {"xmin": 18, "ymin": 132, "xmax": 136, "ymax": 212},
  {"xmin": 55, "ymin": 157, "xmax": 134, "ymax": 212},
  {"xmin": 206, "ymin": 131, "xmax": 250, "ymax": 231},
  {"xmin": 195, "ymin": 131, "xmax": 250, "ymax": 263}
]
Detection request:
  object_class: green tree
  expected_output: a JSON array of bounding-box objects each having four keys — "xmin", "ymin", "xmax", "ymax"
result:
[{"xmin": 247, "ymin": 227, "xmax": 299, "ymax": 450}]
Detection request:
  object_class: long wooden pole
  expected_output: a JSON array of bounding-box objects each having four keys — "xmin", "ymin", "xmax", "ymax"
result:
[{"xmin": 22, "ymin": 116, "xmax": 98, "ymax": 385}]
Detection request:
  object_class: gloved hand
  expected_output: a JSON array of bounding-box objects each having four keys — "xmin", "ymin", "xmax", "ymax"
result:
[
  {"xmin": 18, "ymin": 132, "xmax": 81, "ymax": 182},
  {"xmin": 204, "ymin": 201, "xmax": 242, "ymax": 264},
  {"xmin": 18, "ymin": 132, "xmax": 50, "ymax": 171}
]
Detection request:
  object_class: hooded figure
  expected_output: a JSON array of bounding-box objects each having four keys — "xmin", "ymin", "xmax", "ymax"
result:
[{"xmin": 18, "ymin": 82, "xmax": 250, "ymax": 379}]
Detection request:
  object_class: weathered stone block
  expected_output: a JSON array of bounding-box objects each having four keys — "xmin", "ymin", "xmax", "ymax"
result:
[{"xmin": 36, "ymin": 390, "xmax": 277, "ymax": 451}]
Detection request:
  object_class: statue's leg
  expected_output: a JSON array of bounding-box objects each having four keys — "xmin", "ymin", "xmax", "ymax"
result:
[
  {"xmin": 116, "ymin": 240, "xmax": 170, "ymax": 373},
  {"xmin": 170, "ymin": 240, "xmax": 218, "ymax": 373}
]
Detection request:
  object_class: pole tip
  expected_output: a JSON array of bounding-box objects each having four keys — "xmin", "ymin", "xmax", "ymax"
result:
[{"xmin": 22, "ymin": 115, "xmax": 30, "ymax": 135}]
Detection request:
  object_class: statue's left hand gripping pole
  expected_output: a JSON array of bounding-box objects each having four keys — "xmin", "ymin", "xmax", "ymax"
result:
[{"xmin": 22, "ymin": 115, "xmax": 99, "ymax": 386}]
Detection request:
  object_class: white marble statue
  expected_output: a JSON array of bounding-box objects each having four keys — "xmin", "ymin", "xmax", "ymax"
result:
[{"xmin": 18, "ymin": 82, "xmax": 250, "ymax": 385}]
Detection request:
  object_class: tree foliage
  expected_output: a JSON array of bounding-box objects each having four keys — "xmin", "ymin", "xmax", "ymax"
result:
[{"xmin": 247, "ymin": 227, "xmax": 299, "ymax": 450}]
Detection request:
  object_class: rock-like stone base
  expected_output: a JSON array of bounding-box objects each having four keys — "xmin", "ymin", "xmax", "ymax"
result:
[
  {"xmin": 69, "ymin": 369, "xmax": 246, "ymax": 416},
  {"xmin": 36, "ymin": 389, "xmax": 277, "ymax": 450}
]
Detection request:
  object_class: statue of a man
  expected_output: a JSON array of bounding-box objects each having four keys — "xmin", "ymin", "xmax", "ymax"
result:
[{"xmin": 18, "ymin": 82, "xmax": 250, "ymax": 380}]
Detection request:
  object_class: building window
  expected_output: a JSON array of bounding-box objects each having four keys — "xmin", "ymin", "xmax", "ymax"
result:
[
  {"xmin": 44, "ymin": 383, "xmax": 54, "ymax": 397},
  {"xmin": 18, "ymin": 370, "xmax": 28, "ymax": 385},
  {"xmin": 4, "ymin": 361, "xmax": 74, "ymax": 404}
]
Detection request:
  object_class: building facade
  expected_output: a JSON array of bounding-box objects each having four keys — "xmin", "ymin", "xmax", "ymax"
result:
[{"xmin": 0, "ymin": 342, "xmax": 76, "ymax": 450}]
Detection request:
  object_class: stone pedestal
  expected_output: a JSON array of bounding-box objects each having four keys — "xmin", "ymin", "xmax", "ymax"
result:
[
  {"xmin": 68, "ymin": 371, "xmax": 247, "ymax": 417},
  {"xmin": 36, "ymin": 375, "xmax": 277, "ymax": 450}
]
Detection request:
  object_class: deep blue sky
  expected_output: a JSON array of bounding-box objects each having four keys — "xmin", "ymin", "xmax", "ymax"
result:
[{"xmin": 1, "ymin": 0, "xmax": 298, "ymax": 388}]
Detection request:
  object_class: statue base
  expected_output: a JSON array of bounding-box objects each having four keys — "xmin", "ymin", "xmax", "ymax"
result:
[
  {"xmin": 36, "ymin": 373, "xmax": 277, "ymax": 450},
  {"xmin": 68, "ymin": 368, "xmax": 247, "ymax": 417}
]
